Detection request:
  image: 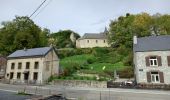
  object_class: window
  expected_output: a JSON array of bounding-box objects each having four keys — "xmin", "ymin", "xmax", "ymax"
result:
[
  {"xmin": 6, "ymin": 73, "xmax": 9, "ymax": 77},
  {"xmin": 11, "ymin": 63, "xmax": 15, "ymax": 70},
  {"xmin": 33, "ymin": 72, "xmax": 38, "ymax": 80},
  {"xmin": 151, "ymin": 72, "xmax": 160, "ymax": 83},
  {"xmin": 87, "ymin": 40, "xmax": 89, "ymax": 43},
  {"xmin": 34, "ymin": 62, "xmax": 39, "ymax": 69},
  {"xmin": 26, "ymin": 62, "xmax": 30, "ymax": 69},
  {"xmin": 10, "ymin": 72, "xmax": 14, "ymax": 79},
  {"xmin": 18, "ymin": 63, "xmax": 22, "ymax": 69},
  {"xmin": 17, "ymin": 72, "xmax": 21, "ymax": 79},
  {"xmin": 104, "ymin": 40, "xmax": 106, "ymax": 43},
  {"xmin": 96, "ymin": 40, "xmax": 98, "ymax": 43},
  {"xmin": 149, "ymin": 56, "xmax": 158, "ymax": 66}
]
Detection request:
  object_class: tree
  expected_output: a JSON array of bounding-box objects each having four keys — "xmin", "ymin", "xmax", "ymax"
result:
[
  {"xmin": 0, "ymin": 16, "xmax": 44, "ymax": 55},
  {"xmin": 108, "ymin": 13, "xmax": 170, "ymax": 66},
  {"xmin": 50, "ymin": 30, "xmax": 80, "ymax": 48}
]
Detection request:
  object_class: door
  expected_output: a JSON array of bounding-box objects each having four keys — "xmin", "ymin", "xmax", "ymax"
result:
[
  {"xmin": 151, "ymin": 72, "xmax": 160, "ymax": 83},
  {"xmin": 24, "ymin": 72, "xmax": 29, "ymax": 80}
]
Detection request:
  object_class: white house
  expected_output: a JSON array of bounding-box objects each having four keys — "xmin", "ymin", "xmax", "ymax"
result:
[
  {"xmin": 76, "ymin": 28, "xmax": 110, "ymax": 48},
  {"xmin": 133, "ymin": 35, "xmax": 170, "ymax": 84},
  {"xmin": 6, "ymin": 47, "xmax": 59, "ymax": 84}
]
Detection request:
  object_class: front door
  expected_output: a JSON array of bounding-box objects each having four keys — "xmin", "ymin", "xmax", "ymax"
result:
[
  {"xmin": 151, "ymin": 72, "xmax": 160, "ymax": 83},
  {"xmin": 24, "ymin": 72, "xmax": 29, "ymax": 80}
]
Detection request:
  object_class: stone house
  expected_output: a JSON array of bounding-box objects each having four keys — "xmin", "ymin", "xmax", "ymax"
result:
[
  {"xmin": 133, "ymin": 35, "xmax": 170, "ymax": 84},
  {"xmin": 0, "ymin": 56, "xmax": 7, "ymax": 79},
  {"xmin": 76, "ymin": 28, "xmax": 110, "ymax": 48},
  {"xmin": 5, "ymin": 47, "xmax": 59, "ymax": 84}
]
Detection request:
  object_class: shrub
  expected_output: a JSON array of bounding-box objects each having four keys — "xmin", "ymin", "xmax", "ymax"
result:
[
  {"xmin": 123, "ymin": 52, "xmax": 133, "ymax": 66},
  {"xmin": 48, "ymin": 75, "xmax": 58, "ymax": 82},
  {"xmin": 117, "ymin": 67, "xmax": 134, "ymax": 78},
  {"xmin": 87, "ymin": 58, "xmax": 96, "ymax": 64},
  {"xmin": 92, "ymin": 47, "xmax": 109, "ymax": 56}
]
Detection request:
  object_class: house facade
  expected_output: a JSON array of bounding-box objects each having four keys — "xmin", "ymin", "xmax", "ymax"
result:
[
  {"xmin": 133, "ymin": 35, "xmax": 170, "ymax": 84},
  {"xmin": 6, "ymin": 47, "xmax": 59, "ymax": 84},
  {"xmin": 0, "ymin": 56, "xmax": 7, "ymax": 79},
  {"xmin": 76, "ymin": 28, "xmax": 110, "ymax": 48}
]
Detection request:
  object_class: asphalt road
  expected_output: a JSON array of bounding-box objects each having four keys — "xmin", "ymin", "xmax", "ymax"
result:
[
  {"xmin": 0, "ymin": 83, "xmax": 170, "ymax": 100},
  {"xmin": 0, "ymin": 90, "xmax": 39, "ymax": 100}
]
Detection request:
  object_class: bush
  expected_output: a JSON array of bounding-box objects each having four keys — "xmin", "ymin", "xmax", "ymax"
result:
[
  {"xmin": 117, "ymin": 67, "xmax": 134, "ymax": 78},
  {"xmin": 123, "ymin": 52, "xmax": 133, "ymax": 66},
  {"xmin": 92, "ymin": 47, "xmax": 109, "ymax": 56},
  {"xmin": 87, "ymin": 58, "xmax": 96, "ymax": 64},
  {"xmin": 48, "ymin": 75, "xmax": 58, "ymax": 82}
]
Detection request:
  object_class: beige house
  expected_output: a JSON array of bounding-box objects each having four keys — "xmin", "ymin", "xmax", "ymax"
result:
[
  {"xmin": 76, "ymin": 28, "xmax": 110, "ymax": 48},
  {"xmin": 6, "ymin": 47, "xmax": 59, "ymax": 84},
  {"xmin": 133, "ymin": 35, "xmax": 170, "ymax": 84}
]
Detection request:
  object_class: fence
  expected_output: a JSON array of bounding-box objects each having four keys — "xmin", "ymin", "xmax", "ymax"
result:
[{"xmin": 107, "ymin": 81, "xmax": 170, "ymax": 90}]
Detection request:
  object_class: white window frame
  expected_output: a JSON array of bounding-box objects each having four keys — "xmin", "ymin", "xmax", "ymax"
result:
[
  {"xmin": 151, "ymin": 72, "xmax": 160, "ymax": 83},
  {"xmin": 149, "ymin": 56, "xmax": 158, "ymax": 66}
]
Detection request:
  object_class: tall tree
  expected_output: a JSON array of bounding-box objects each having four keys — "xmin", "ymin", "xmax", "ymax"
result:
[
  {"xmin": 50, "ymin": 30, "xmax": 80, "ymax": 48},
  {"xmin": 0, "ymin": 16, "xmax": 44, "ymax": 55}
]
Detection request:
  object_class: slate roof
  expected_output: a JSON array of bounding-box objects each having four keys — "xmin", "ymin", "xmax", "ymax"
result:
[
  {"xmin": 80, "ymin": 33, "xmax": 107, "ymax": 39},
  {"xmin": 8, "ymin": 47, "xmax": 53, "ymax": 58},
  {"xmin": 133, "ymin": 35, "xmax": 170, "ymax": 52}
]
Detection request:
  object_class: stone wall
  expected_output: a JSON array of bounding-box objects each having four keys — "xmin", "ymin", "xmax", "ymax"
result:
[
  {"xmin": 134, "ymin": 51, "xmax": 170, "ymax": 84},
  {"xmin": 52, "ymin": 80, "xmax": 107, "ymax": 88}
]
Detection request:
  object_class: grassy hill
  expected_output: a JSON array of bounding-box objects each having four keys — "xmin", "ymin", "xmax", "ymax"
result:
[
  {"xmin": 59, "ymin": 53, "xmax": 129, "ymax": 80},
  {"xmin": 51, "ymin": 47, "xmax": 134, "ymax": 81}
]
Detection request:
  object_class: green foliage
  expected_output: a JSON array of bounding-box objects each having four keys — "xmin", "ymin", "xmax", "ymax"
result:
[
  {"xmin": 87, "ymin": 58, "xmax": 97, "ymax": 64},
  {"xmin": 50, "ymin": 30, "xmax": 80, "ymax": 48},
  {"xmin": 60, "ymin": 54, "xmax": 94, "ymax": 69},
  {"xmin": 123, "ymin": 52, "xmax": 133, "ymax": 66},
  {"xmin": 108, "ymin": 13, "xmax": 170, "ymax": 67},
  {"xmin": 0, "ymin": 16, "xmax": 48, "ymax": 55},
  {"xmin": 17, "ymin": 91, "xmax": 30, "ymax": 95},
  {"xmin": 117, "ymin": 66, "xmax": 134, "ymax": 78}
]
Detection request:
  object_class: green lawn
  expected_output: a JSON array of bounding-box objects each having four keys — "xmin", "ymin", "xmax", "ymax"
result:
[
  {"xmin": 60, "ymin": 54, "xmax": 126, "ymax": 73},
  {"xmin": 60, "ymin": 54, "xmax": 94, "ymax": 68},
  {"xmin": 87, "ymin": 62, "xmax": 124, "ymax": 72}
]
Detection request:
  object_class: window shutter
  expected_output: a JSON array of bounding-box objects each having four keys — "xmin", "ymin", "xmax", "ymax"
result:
[
  {"xmin": 157, "ymin": 56, "xmax": 162, "ymax": 66},
  {"xmin": 167, "ymin": 56, "xmax": 170, "ymax": 66},
  {"xmin": 159, "ymin": 72, "xmax": 164, "ymax": 83},
  {"xmin": 146, "ymin": 72, "xmax": 151, "ymax": 83},
  {"xmin": 145, "ymin": 56, "xmax": 150, "ymax": 66}
]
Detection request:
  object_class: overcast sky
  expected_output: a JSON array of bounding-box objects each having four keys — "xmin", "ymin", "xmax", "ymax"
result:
[{"xmin": 0, "ymin": 0, "xmax": 170, "ymax": 35}]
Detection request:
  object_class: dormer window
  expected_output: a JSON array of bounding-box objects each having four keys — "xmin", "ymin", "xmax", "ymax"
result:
[{"xmin": 149, "ymin": 56, "xmax": 158, "ymax": 66}]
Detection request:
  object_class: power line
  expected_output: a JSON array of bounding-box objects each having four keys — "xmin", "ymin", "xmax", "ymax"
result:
[
  {"xmin": 29, "ymin": 0, "xmax": 48, "ymax": 18},
  {"xmin": 32, "ymin": 0, "xmax": 53, "ymax": 19}
]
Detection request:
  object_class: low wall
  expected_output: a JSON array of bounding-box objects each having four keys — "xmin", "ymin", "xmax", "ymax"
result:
[{"xmin": 52, "ymin": 80, "xmax": 107, "ymax": 88}]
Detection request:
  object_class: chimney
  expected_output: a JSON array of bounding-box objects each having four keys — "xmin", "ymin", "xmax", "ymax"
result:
[{"xmin": 133, "ymin": 36, "xmax": 137, "ymax": 44}]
